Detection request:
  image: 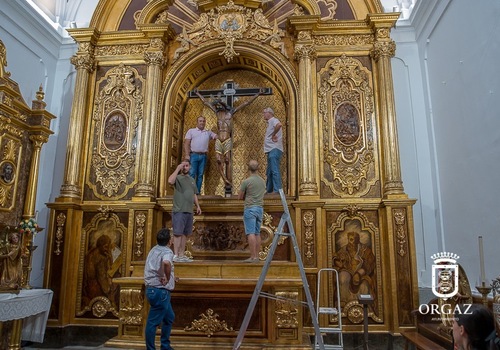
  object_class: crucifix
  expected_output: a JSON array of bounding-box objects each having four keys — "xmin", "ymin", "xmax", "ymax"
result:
[{"xmin": 189, "ymin": 80, "xmax": 272, "ymax": 196}]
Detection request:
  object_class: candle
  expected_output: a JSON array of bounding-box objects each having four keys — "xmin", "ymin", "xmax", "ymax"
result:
[{"xmin": 479, "ymin": 236, "xmax": 486, "ymax": 285}]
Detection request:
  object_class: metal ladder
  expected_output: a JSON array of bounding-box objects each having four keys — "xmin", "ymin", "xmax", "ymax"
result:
[
  {"xmin": 315, "ymin": 268, "xmax": 343, "ymax": 349},
  {"xmin": 232, "ymin": 188, "xmax": 326, "ymax": 350}
]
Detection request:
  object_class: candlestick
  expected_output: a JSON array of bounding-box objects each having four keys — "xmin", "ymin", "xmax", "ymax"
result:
[{"xmin": 479, "ymin": 236, "xmax": 486, "ymax": 285}]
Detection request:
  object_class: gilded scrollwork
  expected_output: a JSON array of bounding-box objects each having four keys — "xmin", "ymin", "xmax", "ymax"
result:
[
  {"xmin": 314, "ymin": 34, "xmax": 373, "ymax": 46},
  {"xmin": 184, "ymin": 308, "xmax": 233, "ymax": 336},
  {"xmin": 174, "ymin": 0, "xmax": 287, "ymax": 62},
  {"xmin": 95, "ymin": 44, "xmax": 149, "ymax": 57},
  {"xmin": 119, "ymin": 288, "xmax": 143, "ymax": 325},
  {"xmin": 134, "ymin": 212, "xmax": 146, "ymax": 258},
  {"xmin": 88, "ymin": 63, "xmax": 145, "ymax": 199},
  {"xmin": 319, "ymin": 55, "xmax": 378, "ymax": 197},
  {"xmin": 393, "ymin": 208, "xmax": 407, "ymax": 257},
  {"xmin": 303, "ymin": 211, "xmax": 315, "ymax": 260},
  {"xmin": 275, "ymin": 291, "xmax": 299, "ymax": 328},
  {"xmin": 54, "ymin": 212, "xmax": 66, "ymax": 255}
]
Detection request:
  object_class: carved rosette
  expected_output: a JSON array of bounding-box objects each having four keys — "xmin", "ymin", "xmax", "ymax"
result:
[
  {"xmin": 119, "ymin": 288, "xmax": 143, "ymax": 325},
  {"xmin": 393, "ymin": 208, "xmax": 407, "ymax": 257},
  {"xmin": 87, "ymin": 63, "xmax": 145, "ymax": 199},
  {"xmin": 319, "ymin": 55, "xmax": 379, "ymax": 197}
]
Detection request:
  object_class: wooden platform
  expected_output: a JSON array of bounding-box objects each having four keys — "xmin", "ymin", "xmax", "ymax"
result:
[{"xmin": 108, "ymin": 260, "xmax": 313, "ymax": 349}]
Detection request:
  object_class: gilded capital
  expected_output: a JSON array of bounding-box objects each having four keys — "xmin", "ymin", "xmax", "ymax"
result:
[
  {"xmin": 29, "ymin": 134, "xmax": 49, "ymax": 147},
  {"xmin": 144, "ymin": 50, "xmax": 166, "ymax": 66},
  {"xmin": 70, "ymin": 53, "xmax": 95, "ymax": 72},
  {"xmin": 294, "ymin": 44, "xmax": 316, "ymax": 61},
  {"xmin": 370, "ymin": 40, "xmax": 396, "ymax": 61}
]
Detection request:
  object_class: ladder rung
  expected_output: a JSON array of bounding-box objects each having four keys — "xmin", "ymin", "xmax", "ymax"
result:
[
  {"xmin": 319, "ymin": 327, "xmax": 342, "ymax": 333},
  {"xmin": 318, "ymin": 307, "xmax": 338, "ymax": 315}
]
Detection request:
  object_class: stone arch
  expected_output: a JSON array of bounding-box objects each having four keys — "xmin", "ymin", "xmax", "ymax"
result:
[{"xmin": 158, "ymin": 40, "xmax": 298, "ymax": 196}]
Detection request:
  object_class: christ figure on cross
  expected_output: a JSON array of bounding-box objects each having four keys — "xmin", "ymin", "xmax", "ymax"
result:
[{"xmin": 191, "ymin": 82, "xmax": 271, "ymax": 194}]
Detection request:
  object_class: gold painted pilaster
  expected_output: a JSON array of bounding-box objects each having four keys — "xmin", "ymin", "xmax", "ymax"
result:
[
  {"xmin": 135, "ymin": 32, "xmax": 170, "ymax": 198},
  {"xmin": 60, "ymin": 30, "xmax": 97, "ymax": 199},
  {"xmin": 294, "ymin": 33, "xmax": 319, "ymax": 196},
  {"xmin": 368, "ymin": 14, "xmax": 405, "ymax": 198}
]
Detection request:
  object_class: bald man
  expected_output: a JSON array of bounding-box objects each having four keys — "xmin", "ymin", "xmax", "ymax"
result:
[{"xmin": 238, "ymin": 160, "xmax": 266, "ymax": 262}]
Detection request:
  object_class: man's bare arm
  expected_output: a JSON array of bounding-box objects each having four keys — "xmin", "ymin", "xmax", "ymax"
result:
[{"xmin": 183, "ymin": 138, "xmax": 192, "ymax": 161}]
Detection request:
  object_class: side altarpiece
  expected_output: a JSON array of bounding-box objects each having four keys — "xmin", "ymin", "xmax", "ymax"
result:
[{"xmin": 44, "ymin": 0, "xmax": 418, "ymax": 348}]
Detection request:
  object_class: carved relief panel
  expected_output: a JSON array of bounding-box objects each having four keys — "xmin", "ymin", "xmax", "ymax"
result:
[
  {"xmin": 326, "ymin": 207, "xmax": 383, "ymax": 325},
  {"xmin": 85, "ymin": 63, "xmax": 145, "ymax": 200},
  {"xmin": 0, "ymin": 137, "xmax": 22, "ymax": 212},
  {"xmin": 319, "ymin": 55, "xmax": 380, "ymax": 198}
]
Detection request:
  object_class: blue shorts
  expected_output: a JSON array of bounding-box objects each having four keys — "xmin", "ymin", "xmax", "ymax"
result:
[
  {"xmin": 172, "ymin": 212, "xmax": 193, "ymax": 235},
  {"xmin": 243, "ymin": 206, "xmax": 263, "ymax": 235}
]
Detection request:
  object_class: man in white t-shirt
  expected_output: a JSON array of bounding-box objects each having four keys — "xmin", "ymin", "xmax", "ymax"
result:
[
  {"xmin": 262, "ymin": 107, "xmax": 283, "ymax": 193},
  {"xmin": 183, "ymin": 116, "xmax": 217, "ymax": 193}
]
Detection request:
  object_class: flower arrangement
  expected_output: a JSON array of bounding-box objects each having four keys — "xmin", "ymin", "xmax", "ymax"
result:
[{"xmin": 17, "ymin": 218, "xmax": 40, "ymax": 235}]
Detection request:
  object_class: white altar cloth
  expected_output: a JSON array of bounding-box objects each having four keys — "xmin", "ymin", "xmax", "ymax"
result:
[{"xmin": 0, "ymin": 289, "xmax": 53, "ymax": 343}]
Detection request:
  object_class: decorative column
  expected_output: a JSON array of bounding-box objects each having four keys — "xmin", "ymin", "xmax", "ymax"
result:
[
  {"xmin": 23, "ymin": 135, "xmax": 48, "ymax": 218},
  {"xmin": 294, "ymin": 31, "xmax": 319, "ymax": 196},
  {"xmin": 368, "ymin": 15, "xmax": 405, "ymax": 197},
  {"xmin": 134, "ymin": 36, "xmax": 167, "ymax": 198},
  {"xmin": 60, "ymin": 31, "xmax": 97, "ymax": 199}
]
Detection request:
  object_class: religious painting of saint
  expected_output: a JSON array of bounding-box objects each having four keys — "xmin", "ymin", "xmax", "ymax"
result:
[
  {"xmin": 103, "ymin": 112, "xmax": 127, "ymax": 151},
  {"xmin": 82, "ymin": 220, "xmax": 122, "ymax": 310},
  {"xmin": 334, "ymin": 102, "xmax": 360, "ymax": 145},
  {"xmin": 0, "ymin": 162, "xmax": 15, "ymax": 184},
  {"xmin": 332, "ymin": 224, "xmax": 377, "ymax": 311}
]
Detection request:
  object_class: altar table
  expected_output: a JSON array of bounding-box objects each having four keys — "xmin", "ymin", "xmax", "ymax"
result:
[{"xmin": 0, "ymin": 289, "xmax": 53, "ymax": 349}]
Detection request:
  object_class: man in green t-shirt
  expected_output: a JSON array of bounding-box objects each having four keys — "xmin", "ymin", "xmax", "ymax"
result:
[
  {"xmin": 238, "ymin": 160, "xmax": 266, "ymax": 262},
  {"xmin": 168, "ymin": 161, "xmax": 201, "ymax": 262}
]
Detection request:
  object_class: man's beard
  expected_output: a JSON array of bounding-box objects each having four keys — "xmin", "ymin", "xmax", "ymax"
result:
[{"xmin": 181, "ymin": 169, "xmax": 189, "ymax": 175}]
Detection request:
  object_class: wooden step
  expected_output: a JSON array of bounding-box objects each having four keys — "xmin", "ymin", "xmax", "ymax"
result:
[{"xmin": 401, "ymin": 329, "xmax": 448, "ymax": 350}]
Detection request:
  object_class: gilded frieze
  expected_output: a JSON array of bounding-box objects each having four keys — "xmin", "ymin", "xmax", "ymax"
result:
[
  {"xmin": 87, "ymin": 63, "xmax": 145, "ymax": 200},
  {"xmin": 95, "ymin": 44, "xmax": 149, "ymax": 57},
  {"xmin": 319, "ymin": 54, "xmax": 379, "ymax": 198},
  {"xmin": 327, "ymin": 208, "xmax": 383, "ymax": 324},
  {"xmin": 314, "ymin": 34, "xmax": 373, "ymax": 47}
]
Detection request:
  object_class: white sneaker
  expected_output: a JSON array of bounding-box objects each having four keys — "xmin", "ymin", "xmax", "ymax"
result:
[
  {"xmin": 173, "ymin": 255, "xmax": 182, "ymax": 262},
  {"xmin": 179, "ymin": 256, "xmax": 194, "ymax": 262}
]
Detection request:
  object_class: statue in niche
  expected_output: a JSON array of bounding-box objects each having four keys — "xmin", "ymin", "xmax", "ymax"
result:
[
  {"xmin": 0, "ymin": 231, "xmax": 23, "ymax": 291},
  {"xmin": 332, "ymin": 230, "xmax": 376, "ymax": 309}
]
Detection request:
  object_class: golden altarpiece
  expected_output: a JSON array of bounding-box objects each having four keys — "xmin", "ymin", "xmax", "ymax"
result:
[{"xmin": 44, "ymin": 0, "xmax": 418, "ymax": 348}]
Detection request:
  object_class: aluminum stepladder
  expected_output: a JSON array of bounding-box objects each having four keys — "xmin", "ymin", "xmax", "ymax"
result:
[
  {"xmin": 315, "ymin": 268, "xmax": 343, "ymax": 349},
  {"xmin": 233, "ymin": 189, "xmax": 326, "ymax": 350}
]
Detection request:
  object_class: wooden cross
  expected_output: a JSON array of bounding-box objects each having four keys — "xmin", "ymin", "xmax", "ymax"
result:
[{"xmin": 188, "ymin": 80, "xmax": 272, "ymax": 106}]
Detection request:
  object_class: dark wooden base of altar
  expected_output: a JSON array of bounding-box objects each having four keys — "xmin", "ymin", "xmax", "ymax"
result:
[{"xmin": 109, "ymin": 261, "xmax": 311, "ymax": 349}]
